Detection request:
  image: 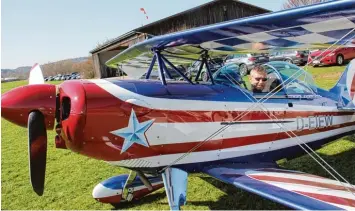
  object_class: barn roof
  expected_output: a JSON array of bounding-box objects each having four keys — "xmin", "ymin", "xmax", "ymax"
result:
[{"xmin": 90, "ymin": 0, "xmax": 270, "ymax": 54}]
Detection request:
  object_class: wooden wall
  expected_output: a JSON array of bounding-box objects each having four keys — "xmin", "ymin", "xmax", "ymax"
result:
[
  {"xmin": 139, "ymin": 0, "xmax": 269, "ymax": 35},
  {"xmin": 93, "ymin": 0, "xmax": 269, "ymax": 78}
]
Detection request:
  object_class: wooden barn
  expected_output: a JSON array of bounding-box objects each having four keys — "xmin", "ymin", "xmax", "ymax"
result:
[{"xmin": 90, "ymin": 0, "xmax": 270, "ymax": 78}]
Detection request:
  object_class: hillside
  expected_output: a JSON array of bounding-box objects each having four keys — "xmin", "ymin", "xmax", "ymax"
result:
[
  {"xmin": 1, "ymin": 66, "xmax": 32, "ymax": 79},
  {"xmin": 1, "ymin": 56, "xmax": 90, "ymax": 79}
]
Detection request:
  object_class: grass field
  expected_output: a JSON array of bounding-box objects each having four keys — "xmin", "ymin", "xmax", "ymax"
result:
[{"xmin": 1, "ymin": 65, "xmax": 355, "ymax": 210}]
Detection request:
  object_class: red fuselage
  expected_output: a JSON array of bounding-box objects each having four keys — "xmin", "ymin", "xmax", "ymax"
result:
[{"xmin": 2, "ymin": 79, "xmax": 355, "ymax": 172}]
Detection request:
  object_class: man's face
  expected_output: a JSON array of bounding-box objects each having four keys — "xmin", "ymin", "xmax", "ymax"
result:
[{"xmin": 250, "ymin": 70, "xmax": 267, "ymax": 91}]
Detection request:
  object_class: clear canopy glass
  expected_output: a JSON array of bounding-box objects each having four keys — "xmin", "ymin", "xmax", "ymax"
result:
[{"xmin": 262, "ymin": 61, "xmax": 317, "ymax": 95}]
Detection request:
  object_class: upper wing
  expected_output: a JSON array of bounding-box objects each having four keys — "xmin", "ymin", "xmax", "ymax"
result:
[
  {"xmin": 106, "ymin": 0, "xmax": 355, "ymax": 68},
  {"xmin": 203, "ymin": 164, "xmax": 355, "ymax": 210}
]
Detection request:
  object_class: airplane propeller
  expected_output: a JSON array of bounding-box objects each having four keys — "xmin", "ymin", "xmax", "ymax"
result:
[
  {"xmin": 28, "ymin": 111, "xmax": 48, "ymax": 196},
  {"xmin": 26, "ymin": 63, "xmax": 51, "ymax": 195}
]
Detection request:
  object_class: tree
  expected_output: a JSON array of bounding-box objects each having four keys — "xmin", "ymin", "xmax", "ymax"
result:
[
  {"xmin": 72, "ymin": 58, "xmax": 96, "ymax": 79},
  {"xmin": 282, "ymin": 0, "xmax": 331, "ymax": 9}
]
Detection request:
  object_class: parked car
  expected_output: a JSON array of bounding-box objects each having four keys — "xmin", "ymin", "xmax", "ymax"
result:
[
  {"xmin": 186, "ymin": 57, "xmax": 224, "ymax": 82},
  {"xmin": 224, "ymin": 53, "xmax": 269, "ymax": 76},
  {"xmin": 308, "ymin": 47, "xmax": 355, "ymax": 66},
  {"xmin": 68, "ymin": 72, "xmax": 81, "ymax": 80},
  {"xmin": 140, "ymin": 66, "xmax": 186, "ymax": 80},
  {"xmin": 269, "ymin": 50, "xmax": 308, "ymax": 66},
  {"xmin": 53, "ymin": 74, "xmax": 62, "ymax": 81}
]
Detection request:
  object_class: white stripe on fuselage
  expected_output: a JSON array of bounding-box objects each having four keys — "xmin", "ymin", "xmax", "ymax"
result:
[
  {"xmin": 89, "ymin": 79, "xmax": 340, "ymax": 111},
  {"xmin": 147, "ymin": 120, "xmax": 282, "ymax": 146},
  {"xmin": 146, "ymin": 115, "xmax": 353, "ymax": 146},
  {"xmin": 108, "ymin": 124, "xmax": 355, "ymax": 168}
]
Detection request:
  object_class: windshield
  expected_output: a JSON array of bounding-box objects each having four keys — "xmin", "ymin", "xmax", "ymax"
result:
[
  {"xmin": 211, "ymin": 58, "xmax": 224, "ymax": 64},
  {"xmin": 264, "ymin": 61, "xmax": 317, "ymax": 95},
  {"xmin": 213, "ymin": 64, "xmax": 247, "ymax": 88}
]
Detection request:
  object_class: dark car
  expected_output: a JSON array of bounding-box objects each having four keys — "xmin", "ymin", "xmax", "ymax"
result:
[
  {"xmin": 269, "ymin": 50, "xmax": 309, "ymax": 66},
  {"xmin": 224, "ymin": 53, "xmax": 269, "ymax": 76},
  {"xmin": 186, "ymin": 57, "xmax": 224, "ymax": 82},
  {"xmin": 140, "ymin": 65, "xmax": 186, "ymax": 80}
]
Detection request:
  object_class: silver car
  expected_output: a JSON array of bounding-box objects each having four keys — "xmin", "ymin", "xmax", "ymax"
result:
[
  {"xmin": 269, "ymin": 50, "xmax": 308, "ymax": 66},
  {"xmin": 224, "ymin": 53, "xmax": 269, "ymax": 76}
]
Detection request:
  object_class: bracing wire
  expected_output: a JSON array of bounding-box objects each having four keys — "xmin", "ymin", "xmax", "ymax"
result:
[
  {"xmin": 222, "ymin": 69, "xmax": 355, "ymax": 195},
  {"xmin": 160, "ymin": 27, "xmax": 355, "ymax": 175}
]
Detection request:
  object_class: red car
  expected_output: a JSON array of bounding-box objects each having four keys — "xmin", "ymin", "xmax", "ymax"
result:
[{"xmin": 308, "ymin": 47, "xmax": 355, "ymax": 66}]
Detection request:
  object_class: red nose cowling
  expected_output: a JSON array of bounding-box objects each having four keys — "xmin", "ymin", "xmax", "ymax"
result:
[{"xmin": 1, "ymin": 84, "xmax": 56, "ymax": 129}]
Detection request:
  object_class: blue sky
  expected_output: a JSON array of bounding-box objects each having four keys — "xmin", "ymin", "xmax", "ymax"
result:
[{"xmin": 1, "ymin": 0, "xmax": 285, "ymax": 69}]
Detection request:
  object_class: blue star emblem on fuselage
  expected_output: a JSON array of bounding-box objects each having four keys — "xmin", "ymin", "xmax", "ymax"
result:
[{"xmin": 110, "ymin": 109, "xmax": 155, "ymax": 154}]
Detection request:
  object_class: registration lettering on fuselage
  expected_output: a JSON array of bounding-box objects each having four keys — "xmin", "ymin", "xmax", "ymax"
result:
[{"xmin": 296, "ymin": 115, "xmax": 333, "ymax": 130}]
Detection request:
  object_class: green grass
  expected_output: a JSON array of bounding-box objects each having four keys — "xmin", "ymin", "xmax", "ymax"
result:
[{"xmin": 2, "ymin": 66, "xmax": 355, "ymax": 210}]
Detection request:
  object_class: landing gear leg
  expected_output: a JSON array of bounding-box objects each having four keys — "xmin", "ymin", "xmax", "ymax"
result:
[
  {"xmin": 162, "ymin": 168, "xmax": 188, "ymax": 210},
  {"xmin": 122, "ymin": 170, "xmax": 137, "ymax": 202}
]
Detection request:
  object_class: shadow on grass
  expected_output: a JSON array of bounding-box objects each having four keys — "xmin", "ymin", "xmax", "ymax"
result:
[
  {"xmin": 283, "ymin": 145, "xmax": 355, "ymax": 181},
  {"xmin": 343, "ymin": 134, "xmax": 355, "ymax": 143}
]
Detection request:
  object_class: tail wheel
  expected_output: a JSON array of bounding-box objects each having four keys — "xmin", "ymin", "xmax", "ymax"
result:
[
  {"xmin": 336, "ymin": 55, "xmax": 344, "ymax": 66},
  {"xmin": 201, "ymin": 72, "xmax": 209, "ymax": 82}
]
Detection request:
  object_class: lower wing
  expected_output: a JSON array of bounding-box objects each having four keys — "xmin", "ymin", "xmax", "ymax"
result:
[{"xmin": 203, "ymin": 164, "xmax": 355, "ymax": 210}]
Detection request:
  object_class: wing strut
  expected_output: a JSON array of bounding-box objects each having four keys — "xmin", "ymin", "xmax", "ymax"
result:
[
  {"xmin": 194, "ymin": 51, "xmax": 215, "ymax": 84},
  {"xmin": 155, "ymin": 50, "xmax": 167, "ymax": 85},
  {"xmin": 161, "ymin": 54, "xmax": 193, "ymax": 84},
  {"xmin": 151, "ymin": 48, "xmax": 194, "ymax": 85},
  {"xmin": 145, "ymin": 54, "xmax": 156, "ymax": 79}
]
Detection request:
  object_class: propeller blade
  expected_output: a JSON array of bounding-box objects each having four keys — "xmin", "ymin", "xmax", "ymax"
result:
[
  {"xmin": 29, "ymin": 63, "xmax": 44, "ymax": 85},
  {"xmin": 28, "ymin": 111, "xmax": 47, "ymax": 196}
]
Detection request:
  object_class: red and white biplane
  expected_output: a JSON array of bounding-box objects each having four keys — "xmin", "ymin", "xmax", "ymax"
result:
[{"xmin": 2, "ymin": 0, "xmax": 355, "ymax": 210}]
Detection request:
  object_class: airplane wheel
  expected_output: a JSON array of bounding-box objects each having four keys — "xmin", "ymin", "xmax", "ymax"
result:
[
  {"xmin": 201, "ymin": 72, "xmax": 209, "ymax": 82},
  {"xmin": 239, "ymin": 64, "xmax": 248, "ymax": 76},
  {"xmin": 336, "ymin": 55, "xmax": 344, "ymax": 65}
]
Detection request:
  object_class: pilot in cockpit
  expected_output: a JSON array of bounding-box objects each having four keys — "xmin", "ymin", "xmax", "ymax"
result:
[
  {"xmin": 249, "ymin": 65, "xmax": 281, "ymax": 93},
  {"xmin": 249, "ymin": 66, "xmax": 268, "ymax": 93}
]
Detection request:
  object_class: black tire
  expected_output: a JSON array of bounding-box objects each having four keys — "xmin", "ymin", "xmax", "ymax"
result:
[
  {"xmin": 239, "ymin": 64, "xmax": 248, "ymax": 76},
  {"xmin": 336, "ymin": 54, "xmax": 344, "ymax": 66},
  {"xmin": 201, "ymin": 72, "xmax": 209, "ymax": 82}
]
